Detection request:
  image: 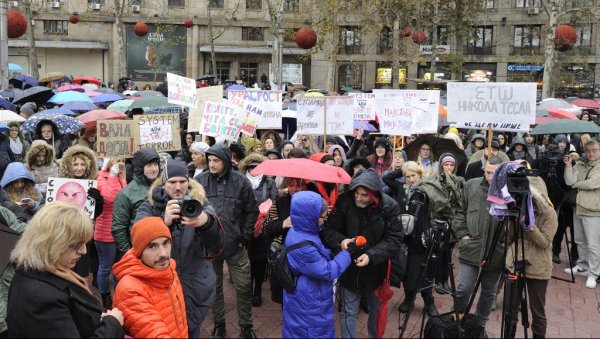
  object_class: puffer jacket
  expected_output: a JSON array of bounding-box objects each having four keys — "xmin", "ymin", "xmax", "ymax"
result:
[
  {"xmin": 112, "ymin": 149, "xmax": 160, "ymax": 256},
  {"xmin": 58, "ymin": 145, "xmax": 98, "ymax": 180},
  {"xmin": 113, "ymin": 250, "xmax": 188, "ymax": 338},
  {"xmin": 564, "ymin": 157, "xmax": 600, "ymax": 216},
  {"xmin": 25, "ymin": 140, "xmax": 59, "ymax": 191},
  {"xmin": 283, "ymin": 191, "xmax": 351, "ymax": 338},
  {"xmin": 95, "ymin": 170, "xmax": 126, "ymax": 243},
  {"xmin": 135, "ymin": 179, "xmax": 223, "ymax": 330},
  {"xmin": 505, "ymin": 178, "xmax": 558, "ymax": 280},
  {"xmin": 322, "ymin": 168, "xmax": 403, "ymax": 292},
  {"xmin": 452, "ymin": 176, "xmax": 505, "ymax": 270},
  {"xmin": 195, "ymin": 144, "xmax": 259, "ymax": 258}
]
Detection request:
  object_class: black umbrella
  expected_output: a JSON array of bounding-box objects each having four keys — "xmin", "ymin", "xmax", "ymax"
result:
[
  {"xmin": 403, "ymin": 134, "xmax": 467, "ymax": 167},
  {"xmin": 0, "ymin": 224, "xmax": 20, "ymax": 271},
  {"xmin": 13, "ymin": 86, "xmax": 55, "ymax": 105}
]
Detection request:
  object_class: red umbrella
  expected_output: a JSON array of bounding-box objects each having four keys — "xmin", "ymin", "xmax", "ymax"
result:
[
  {"xmin": 571, "ymin": 98, "xmax": 600, "ymax": 109},
  {"xmin": 547, "ymin": 109, "xmax": 578, "ymax": 120},
  {"xmin": 535, "ymin": 116, "xmax": 559, "ymax": 125},
  {"xmin": 373, "ymin": 260, "xmax": 394, "ymax": 338},
  {"xmin": 251, "ymin": 158, "xmax": 351, "ymax": 184},
  {"xmin": 72, "ymin": 76, "xmax": 102, "ymax": 86},
  {"xmin": 77, "ymin": 109, "xmax": 128, "ymax": 129}
]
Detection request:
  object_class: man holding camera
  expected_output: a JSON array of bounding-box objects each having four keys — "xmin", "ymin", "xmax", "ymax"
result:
[{"xmin": 135, "ymin": 159, "xmax": 223, "ymax": 338}]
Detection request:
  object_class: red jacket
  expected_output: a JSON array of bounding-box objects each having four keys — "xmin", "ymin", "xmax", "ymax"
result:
[
  {"xmin": 94, "ymin": 170, "xmax": 126, "ymax": 242},
  {"xmin": 113, "ymin": 250, "xmax": 188, "ymax": 338}
]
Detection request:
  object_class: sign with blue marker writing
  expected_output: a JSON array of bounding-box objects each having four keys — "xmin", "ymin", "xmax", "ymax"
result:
[
  {"xmin": 374, "ymin": 89, "xmax": 440, "ymax": 135},
  {"xmin": 200, "ymin": 101, "xmax": 243, "ymax": 141},
  {"xmin": 447, "ymin": 82, "xmax": 536, "ymax": 132},
  {"xmin": 227, "ymin": 90, "xmax": 282, "ymax": 129},
  {"xmin": 166, "ymin": 72, "xmax": 197, "ymax": 108}
]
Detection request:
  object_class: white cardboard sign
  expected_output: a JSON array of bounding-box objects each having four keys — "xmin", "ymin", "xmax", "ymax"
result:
[
  {"xmin": 374, "ymin": 89, "xmax": 440, "ymax": 135},
  {"xmin": 45, "ymin": 177, "xmax": 98, "ymax": 219},
  {"xmin": 348, "ymin": 93, "xmax": 376, "ymax": 121}
]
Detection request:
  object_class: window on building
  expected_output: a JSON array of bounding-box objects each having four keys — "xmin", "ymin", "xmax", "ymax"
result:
[
  {"xmin": 246, "ymin": 0, "xmax": 262, "ymax": 9},
  {"xmin": 127, "ymin": 0, "xmax": 140, "ymax": 4},
  {"xmin": 240, "ymin": 62, "xmax": 258, "ymax": 86},
  {"xmin": 378, "ymin": 27, "xmax": 393, "ymax": 54},
  {"xmin": 88, "ymin": 0, "xmax": 106, "ymax": 4},
  {"xmin": 466, "ymin": 26, "xmax": 493, "ymax": 54},
  {"xmin": 513, "ymin": 25, "xmax": 541, "ymax": 53},
  {"xmin": 516, "ymin": 0, "xmax": 540, "ymax": 7},
  {"xmin": 216, "ymin": 62, "xmax": 230, "ymax": 83},
  {"xmin": 340, "ymin": 27, "xmax": 361, "ymax": 54},
  {"xmin": 427, "ymin": 26, "xmax": 448, "ymax": 45},
  {"xmin": 209, "ymin": 0, "xmax": 224, "ymax": 8},
  {"xmin": 168, "ymin": 0, "xmax": 185, "ymax": 6},
  {"xmin": 574, "ymin": 24, "xmax": 593, "ymax": 54},
  {"xmin": 338, "ymin": 63, "xmax": 363, "ymax": 91},
  {"xmin": 283, "ymin": 0, "xmax": 299, "ymax": 11},
  {"xmin": 483, "ymin": 0, "xmax": 494, "ymax": 8},
  {"xmin": 44, "ymin": 20, "xmax": 68, "ymax": 35},
  {"xmin": 242, "ymin": 27, "xmax": 264, "ymax": 41}
]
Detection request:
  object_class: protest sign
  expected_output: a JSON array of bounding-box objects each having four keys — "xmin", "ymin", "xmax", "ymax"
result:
[
  {"xmin": 199, "ymin": 101, "xmax": 242, "ymax": 141},
  {"xmin": 228, "ymin": 90, "xmax": 282, "ymax": 129},
  {"xmin": 133, "ymin": 114, "xmax": 181, "ymax": 152},
  {"xmin": 296, "ymin": 97, "xmax": 324, "ymax": 135},
  {"xmin": 455, "ymin": 121, "xmax": 527, "ymax": 132},
  {"xmin": 374, "ymin": 89, "xmax": 440, "ymax": 135},
  {"xmin": 46, "ymin": 177, "xmax": 98, "ymax": 219},
  {"xmin": 167, "ymin": 72, "xmax": 197, "ymax": 108},
  {"xmin": 296, "ymin": 96, "xmax": 354, "ymax": 135},
  {"xmin": 228, "ymin": 95, "xmax": 260, "ymax": 137},
  {"xmin": 188, "ymin": 86, "xmax": 223, "ymax": 132},
  {"xmin": 447, "ymin": 82, "xmax": 536, "ymax": 132},
  {"xmin": 96, "ymin": 120, "xmax": 135, "ymax": 158},
  {"xmin": 348, "ymin": 93, "xmax": 376, "ymax": 120}
]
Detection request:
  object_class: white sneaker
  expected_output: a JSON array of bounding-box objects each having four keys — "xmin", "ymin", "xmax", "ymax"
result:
[
  {"xmin": 586, "ymin": 276, "xmax": 597, "ymax": 289},
  {"xmin": 564, "ymin": 265, "xmax": 588, "ymax": 276}
]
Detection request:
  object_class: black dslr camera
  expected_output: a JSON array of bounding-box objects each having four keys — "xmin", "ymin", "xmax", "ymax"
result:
[{"xmin": 178, "ymin": 196, "xmax": 203, "ymax": 218}]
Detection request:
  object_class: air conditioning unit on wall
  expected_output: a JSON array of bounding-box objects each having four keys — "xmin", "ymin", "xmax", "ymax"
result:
[
  {"xmin": 11, "ymin": 1, "xmax": 19, "ymax": 8},
  {"xmin": 527, "ymin": 7, "xmax": 540, "ymax": 15},
  {"xmin": 92, "ymin": 3, "xmax": 101, "ymax": 10},
  {"xmin": 132, "ymin": 5, "xmax": 140, "ymax": 12},
  {"xmin": 51, "ymin": 1, "xmax": 60, "ymax": 8}
]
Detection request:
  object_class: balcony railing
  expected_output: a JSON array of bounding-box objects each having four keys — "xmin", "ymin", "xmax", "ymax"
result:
[
  {"xmin": 511, "ymin": 45, "xmax": 541, "ymax": 55},
  {"xmin": 464, "ymin": 45, "xmax": 495, "ymax": 55}
]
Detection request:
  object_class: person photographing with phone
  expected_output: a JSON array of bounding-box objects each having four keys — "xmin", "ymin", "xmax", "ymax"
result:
[{"xmin": 0, "ymin": 162, "xmax": 43, "ymax": 221}]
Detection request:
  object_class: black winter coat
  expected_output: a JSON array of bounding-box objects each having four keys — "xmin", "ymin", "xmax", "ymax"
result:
[{"xmin": 7, "ymin": 269, "xmax": 124, "ymax": 338}]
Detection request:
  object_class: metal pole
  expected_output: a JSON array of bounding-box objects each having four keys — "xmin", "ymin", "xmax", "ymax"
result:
[
  {"xmin": 277, "ymin": 28, "xmax": 284, "ymax": 91},
  {"xmin": 0, "ymin": 0, "xmax": 9, "ymax": 90}
]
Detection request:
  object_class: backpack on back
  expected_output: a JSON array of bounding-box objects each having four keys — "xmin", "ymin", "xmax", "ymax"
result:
[{"xmin": 270, "ymin": 240, "xmax": 312, "ymax": 298}]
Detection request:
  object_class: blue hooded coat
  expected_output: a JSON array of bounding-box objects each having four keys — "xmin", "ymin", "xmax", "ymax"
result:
[{"xmin": 282, "ymin": 191, "xmax": 351, "ymax": 338}]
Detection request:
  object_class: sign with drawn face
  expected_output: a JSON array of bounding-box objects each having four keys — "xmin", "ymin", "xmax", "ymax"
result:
[{"xmin": 45, "ymin": 177, "xmax": 98, "ymax": 219}]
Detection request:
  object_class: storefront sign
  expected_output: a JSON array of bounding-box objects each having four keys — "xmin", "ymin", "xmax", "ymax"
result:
[{"xmin": 376, "ymin": 68, "xmax": 407, "ymax": 84}]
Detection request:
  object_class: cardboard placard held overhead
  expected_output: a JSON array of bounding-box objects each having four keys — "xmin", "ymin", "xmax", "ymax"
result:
[
  {"xmin": 296, "ymin": 96, "xmax": 354, "ymax": 135},
  {"xmin": 45, "ymin": 177, "xmax": 98, "ymax": 219},
  {"xmin": 348, "ymin": 92, "xmax": 376, "ymax": 121},
  {"xmin": 374, "ymin": 89, "xmax": 440, "ymax": 135},
  {"xmin": 199, "ymin": 101, "xmax": 242, "ymax": 141},
  {"xmin": 96, "ymin": 120, "xmax": 135, "ymax": 158},
  {"xmin": 227, "ymin": 90, "xmax": 283, "ymax": 129},
  {"xmin": 228, "ymin": 95, "xmax": 261, "ymax": 137},
  {"xmin": 188, "ymin": 86, "xmax": 224, "ymax": 132},
  {"xmin": 166, "ymin": 72, "xmax": 197, "ymax": 108},
  {"xmin": 447, "ymin": 82, "xmax": 536, "ymax": 132},
  {"xmin": 133, "ymin": 114, "xmax": 181, "ymax": 153}
]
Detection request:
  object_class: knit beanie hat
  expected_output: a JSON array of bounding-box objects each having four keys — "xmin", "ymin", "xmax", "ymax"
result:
[
  {"xmin": 131, "ymin": 217, "xmax": 172, "ymax": 258},
  {"xmin": 190, "ymin": 141, "xmax": 210, "ymax": 154},
  {"xmin": 441, "ymin": 155, "xmax": 456, "ymax": 165},
  {"xmin": 161, "ymin": 159, "xmax": 189, "ymax": 184},
  {"xmin": 374, "ymin": 137, "xmax": 392, "ymax": 150}
]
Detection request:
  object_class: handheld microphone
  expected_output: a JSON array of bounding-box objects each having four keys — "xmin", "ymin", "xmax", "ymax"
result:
[{"xmin": 347, "ymin": 236, "xmax": 367, "ymax": 255}]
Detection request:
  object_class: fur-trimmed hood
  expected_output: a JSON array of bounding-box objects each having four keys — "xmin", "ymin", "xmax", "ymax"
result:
[
  {"xmin": 58, "ymin": 145, "xmax": 98, "ymax": 179},
  {"xmin": 147, "ymin": 177, "xmax": 207, "ymax": 207},
  {"xmin": 238, "ymin": 153, "xmax": 267, "ymax": 174},
  {"xmin": 25, "ymin": 139, "xmax": 56, "ymax": 168}
]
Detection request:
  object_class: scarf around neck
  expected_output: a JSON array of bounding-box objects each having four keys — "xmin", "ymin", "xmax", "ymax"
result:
[
  {"xmin": 9, "ymin": 137, "xmax": 23, "ymax": 155},
  {"xmin": 246, "ymin": 172, "xmax": 263, "ymax": 190},
  {"xmin": 50, "ymin": 266, "xmax": 92, "ymax": 295}
]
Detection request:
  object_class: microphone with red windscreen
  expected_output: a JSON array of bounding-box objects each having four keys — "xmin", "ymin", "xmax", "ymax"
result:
[{"xmin": 347, "ymin": 235, "xmax": 367, "ymax": 255}]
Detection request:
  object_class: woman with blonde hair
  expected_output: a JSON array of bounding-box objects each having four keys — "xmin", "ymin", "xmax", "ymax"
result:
[
  {"xmin": 7, "ymin": 202, "xmax": 124, "ymax": 337},
  {"xmin": 0, "ymin": 162, "xmax": 42, "ymax": 221}
]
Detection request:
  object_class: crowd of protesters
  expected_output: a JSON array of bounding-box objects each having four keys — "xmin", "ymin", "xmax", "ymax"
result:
[{"xmin": 0, "ymin": 76, "xmax": 599, "ymax": 338}]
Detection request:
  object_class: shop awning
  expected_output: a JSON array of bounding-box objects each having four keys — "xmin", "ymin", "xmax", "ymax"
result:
[
  {"xmin": 199, "ymin": 45, "xmax": 307, "ymax": 55},
  {"xmin": 8, "ymin": 40, "xmax": 109, "ymax": 50}
]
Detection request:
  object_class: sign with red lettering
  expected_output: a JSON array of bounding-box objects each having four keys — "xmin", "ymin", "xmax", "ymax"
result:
[
  {"xmin": 199, "ymin": 101, "xmax": 243, "ymax": 141},
  {"xmin": 133, "ymin": 114, "xmax": 181, "ymax": 152},
  {"xmin": 96, "ymin": 120, "xmax": 135, "ymax": 158},
  {"xmin": 373, "ymin": 89, "xmax": 439, "ymax": 135}
]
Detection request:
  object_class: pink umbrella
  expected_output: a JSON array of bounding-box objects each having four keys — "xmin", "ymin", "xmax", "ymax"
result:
[
  {"xmin": 535, "ymin": 116, "xmax": 559, "ymax": 125},
  {"xmin": 77, "ymin": 109, "xmax": 128, "ymax": 129},
  {"xmin": 85, "ymin": 91, "xmax": 102, "ymax": 97},
  {"xmin": 571, "ymin": 98, "xmax": 600, "ymax": 109},
  {"xmin": 57, "ymin": 84, "xmax": 85, "ymax": 93},
  {"xmin": 547, "ymin": 109, "xmax": 578, "ymax": 120}
]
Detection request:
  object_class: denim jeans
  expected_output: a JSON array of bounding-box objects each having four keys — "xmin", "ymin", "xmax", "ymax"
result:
[
  {"xmin": 454, "ymin": 262, "xmax": 501, "ymax": 325},
  {"xmin": 339, "ymin": 286, "xmax": 380, "ymax": 339},
  {"xmin": 95, "ymin": 241, "xmax": 116, "ymax": 295}
]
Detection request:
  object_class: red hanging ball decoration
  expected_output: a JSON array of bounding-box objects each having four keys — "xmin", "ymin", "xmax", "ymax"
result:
[
  {"xmin": 7, "ymin": 10, "xmax": 27, "ymax": 39},
  {"xmin": 134, "ymin": 22, "xmax": 149, "ymax": 37},
  {"xmin": 69, "ymin": 14, "xmax": 79, "ymax": 24},
  {"xmin": 402, "ymin": 27, "xmax": 411, "ymax": 37},
  {"xmin": 554, "ymin": 24, "xmax": 577, "ymax": 52},
  {"xmin": 412, "ymin": 30, "xmax": 427, "ymax": 44},
  {"xmin": 184, "ymin": 19, "xmax": 194, "ymax": 28},
  {"xmin": 295, "ymin": 27, "xmax": 318, "ymax": 49}
]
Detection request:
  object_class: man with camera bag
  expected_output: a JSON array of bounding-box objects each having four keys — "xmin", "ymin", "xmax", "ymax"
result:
[{"xmin": 135, "ymin": 159, "xmax": 224, "ymax": 338}]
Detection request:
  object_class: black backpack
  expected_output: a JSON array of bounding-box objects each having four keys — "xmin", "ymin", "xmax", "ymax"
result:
[{"xmin": 271, "ymin": 240, "xmax": 312, "ymax": 294}]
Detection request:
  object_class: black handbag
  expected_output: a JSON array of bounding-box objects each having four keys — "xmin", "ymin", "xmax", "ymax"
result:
[{"xmin": 563, "ymin": 188, "xmax": 578, "ymax": 208}]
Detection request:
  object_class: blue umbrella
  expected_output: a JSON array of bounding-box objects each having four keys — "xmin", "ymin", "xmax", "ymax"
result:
[
  {"xmin": 22, "ymin": 111, "xmax": 85, "ymax": 134},
  {"xmin": 61, "ymin": 101, "xmax": 97, "ymax": 113},
  {"xmin": 8, "ymin": 63, "xmax": 23, "ymax": 72},
  {"xmin": 0, "ymin": 97, "xmax": 16, "ymax": 112},
  {"xmin": 39, "ymin": 108, "xmax": 77, "ymax": 116},
  {"xmin": 0, "ymin": 123, "xmax": 9, "ymax": 133},
  {"xmin": 48, "ymin": 91, "xmax": 94, "ymax": 104},
  {"xmin": 353, "ymin": 120, "xmax": 378, "ymax": 132},
  {"xmin": 226, "ymin": 84, "xmax": 246, "ymax": 91},
  {"xmin": 92, "ymin": 93, "xmax": 123, "ymax": 103},
  {"xmin": 9, "ymin": 75, "xmax": 38, "ymax": 89},
  {"xmin": 0, "ymin": 89, "xmax": 22, "ymax": 100}
]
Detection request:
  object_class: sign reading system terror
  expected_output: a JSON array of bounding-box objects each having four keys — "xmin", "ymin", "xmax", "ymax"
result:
[
  {"xmin": 348, "ymin": 93, "xmax": 376, "ymax": 121},
  {"xmin": 188, "ymin": 86, "xmax": 224, "ymax": 132},
  {"xmin": 227, "ymin": 90, "xmax": 283, "ymax": 129},
  {"xmin": 133, "ymin": 114, "xmax": 181, "ymax": 152},
  {"xmin": 374, "ymin": 89, "xmax": 440, "ymax": 135},
  {"xmin": 96, "ymin": 120, "xmax": 135, "ymax": 158},
  {"xmin": 46, "ymin": 177, "xmax": 98, "ymax": 219},
  {"xmin": 447, "ymin": 82, "xmax": 536, "ymax": 132},
  {"xmin": 199, "ymin": 101, "xmax": 242, "ymax": 141}
]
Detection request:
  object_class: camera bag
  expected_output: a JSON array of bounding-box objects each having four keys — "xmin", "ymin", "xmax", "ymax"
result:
[{"xmin": 424, "ymin": 313, "xmax": 488, "ymax": 338}]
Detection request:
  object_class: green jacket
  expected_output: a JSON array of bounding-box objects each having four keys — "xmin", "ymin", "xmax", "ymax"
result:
[
  {"xmin": 111, "ymin": 175, "xmax": 152, "ymax": 255},
  {"xmin": 452, "ymin": 176, "xmax": 505, "ymax": 271},
  {"xmin": 0, "ymin": 207, "xmax": 27, "ymax": 333}
]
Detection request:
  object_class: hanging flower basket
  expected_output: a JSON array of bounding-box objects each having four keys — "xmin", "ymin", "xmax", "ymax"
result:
[
  {"xmin": 294, "ymin": 27, "xmax": 317, "ymax": 49},
  {"xmin": 7, "ymin": 10, "xmax": 27, "ymax": 39}
]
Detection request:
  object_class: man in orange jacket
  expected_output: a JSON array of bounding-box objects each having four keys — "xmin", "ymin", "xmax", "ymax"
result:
[{"xmin": 113, "ymin": 217, "xmax": 188, "ymax": 338}]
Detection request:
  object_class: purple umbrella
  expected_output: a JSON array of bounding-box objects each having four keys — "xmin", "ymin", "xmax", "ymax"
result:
[
  {"xmin": 226, "ymin": 84, "xmax": 246, "ymax": 91},
  {"xmin": 93, "ymin": 93, "xmax": 123, "ymax": 103},
  {"xmin": 0, "ymin": 97, "xmax": 16, "ymax": 112},
  {"xmin": 9, "ymin": 75, "xmax": 38, "ymax": 90},
  {"xmin": 61, "ymin": 101, "xmax": 98, "ymax": 113},
  {"xmin": 353, "ymin": 120, "xmax": 378, "ymax": 132}
]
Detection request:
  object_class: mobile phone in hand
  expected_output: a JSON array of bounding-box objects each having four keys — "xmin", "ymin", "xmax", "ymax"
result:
[{"xmin": 20, "ymin": 198, "xmax": 33, "ymax": 204}]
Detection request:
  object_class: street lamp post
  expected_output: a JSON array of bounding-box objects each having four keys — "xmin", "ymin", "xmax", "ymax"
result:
[
  {"xmin": 0, "ymin": 0, "xmax": 9, "ymax": 89},
  {"xmin": 276, "ymin": 28, "xmax": 284, "ymax": 91}
]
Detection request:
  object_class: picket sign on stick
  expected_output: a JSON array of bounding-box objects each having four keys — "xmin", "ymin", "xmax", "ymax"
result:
[
  {"xmin": 323, "ymin": 98, "xmax": 327, "ymax": 152},
  {"xmin": 188, "ymin": 86, "xmax": 224, "ymax": 132},
  {"xmin": 96, "ymin": 119, "xmax": 135, "ymax": 158},
  {"xmin": 487, "ymin": 124, "xmax": 493, "ymax": 156},
  {"xmin": 199, "ymin": 100, "xmax": 242, "ymax": 141},
  {"xmin": 296, "ymin": 96, "xmax": 354, "ymax": 137},
  {"xmin": 133, "ymin": 114, "xmax": 181, "ymax": 153}
]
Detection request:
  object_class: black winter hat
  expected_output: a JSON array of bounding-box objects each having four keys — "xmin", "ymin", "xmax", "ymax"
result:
[{"xmin": 374, "ymin": 137, "xmax": 392, "ymax": 151}]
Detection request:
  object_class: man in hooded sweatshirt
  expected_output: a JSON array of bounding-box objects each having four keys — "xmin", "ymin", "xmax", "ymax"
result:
[
  {"xmin": 196, "ymin": 144, "xmax": 259, "ymax": 338},
  {"xmin": 112, "ymin": 149, "xmax": 161, "ymax": 260}
]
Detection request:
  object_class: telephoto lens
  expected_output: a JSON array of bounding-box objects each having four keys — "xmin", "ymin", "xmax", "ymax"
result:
[{"xmin": 179, "ymin": 196, "xmax": 203, "ymax": 218}]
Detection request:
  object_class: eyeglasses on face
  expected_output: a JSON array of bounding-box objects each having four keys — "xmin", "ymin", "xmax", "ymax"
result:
[
  {"xmin": 301, "ymin": 138, "xmax": 309, "ymax": 142},
  {"xmin": 68, "ymin": 242, "xmax": 86, "ymax": 251}
]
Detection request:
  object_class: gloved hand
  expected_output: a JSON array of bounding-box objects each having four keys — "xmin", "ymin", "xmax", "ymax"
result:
[
  {"xmin": 87, "ymin": 187, "xmax": 105, "ymax": 219},
  {"xmin": 109, "ymin": 164, "xmax": 120, "ymax": 177}
]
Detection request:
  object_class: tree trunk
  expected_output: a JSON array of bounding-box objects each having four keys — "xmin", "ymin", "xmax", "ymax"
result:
[
  {"xmin": 208, "ymin": 8, "xmax": 217, "ymax": 78},
  {"xmin": 392, "ymin": 18, "xmax": 400, "ymax": 89},
  {"xmin": 114, "ymin": 0, "xmax": 127, "ymax": 81},
  {"xmin": 428, "ymin": 0, "xmax": 439, "ymax": 83},
  {"xmin": 266, "ymin": 0, "xmax": 284, "ymax": 89},
  {"xmin": 22, "ymin": 0, "xmax": 38, "ymax": 78},
  {"xmin": 326, "ymin": 27, "xmax": 339, "ymax": 92},
  {"xmin": 541, "ymin": 1, "xmax": 559, "ymax": 99}
]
